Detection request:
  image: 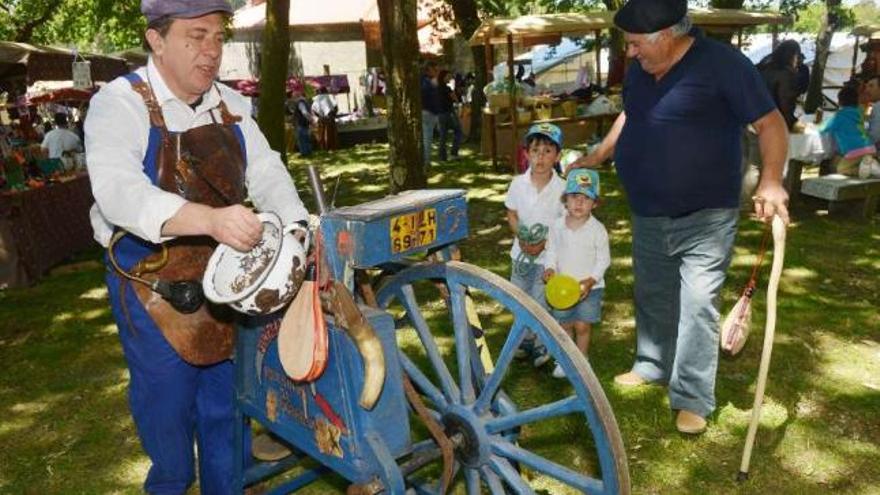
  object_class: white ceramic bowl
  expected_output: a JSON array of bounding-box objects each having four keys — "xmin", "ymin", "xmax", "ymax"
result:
[{"xmin": 202, "ymin": 212, "xmax": 309, "ymax": 315}]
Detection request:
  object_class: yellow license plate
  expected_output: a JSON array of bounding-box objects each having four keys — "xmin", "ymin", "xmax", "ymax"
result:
[{"xmin": 390, "ymin": 208, "xmax": 437, "ymax": 253}]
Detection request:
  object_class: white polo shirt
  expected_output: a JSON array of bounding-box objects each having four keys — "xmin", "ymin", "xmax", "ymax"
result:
[
  {"xmin": 86, "ymin": 57, "xmax": 309, "ymax": 247},
  {"xmin": 504, "ymin": 169, "xmax": 566, "ymax": 264},
  {"xmin": 544, "ymin": 215, "xmax": 610, "ymax": 289}
]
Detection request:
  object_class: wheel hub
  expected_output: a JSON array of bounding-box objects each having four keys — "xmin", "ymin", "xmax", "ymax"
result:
[{"xmin": 442, "ymin": 405, "xmax": 492, "ymax": 468}]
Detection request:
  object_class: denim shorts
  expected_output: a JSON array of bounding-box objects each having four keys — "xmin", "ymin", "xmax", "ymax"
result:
[{"xmin": 551, "ymin": 288, "xmax": 604, "ymax": 324}]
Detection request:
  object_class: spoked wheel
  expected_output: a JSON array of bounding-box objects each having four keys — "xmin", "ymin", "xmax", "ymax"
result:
[{"xmin": 375, "ymin": 261, "xmax": 630, "ymax": 494}]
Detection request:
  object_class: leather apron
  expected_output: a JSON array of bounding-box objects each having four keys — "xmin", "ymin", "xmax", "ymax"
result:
[{"xmin": 122, "ymin": 76, "xmax": 246, "ymax": 365}]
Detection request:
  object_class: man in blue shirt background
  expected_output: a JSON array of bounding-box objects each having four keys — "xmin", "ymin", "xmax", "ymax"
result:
[{"xmin": 569, "ymin": 0, "xmax": 789, "ymax": 434}]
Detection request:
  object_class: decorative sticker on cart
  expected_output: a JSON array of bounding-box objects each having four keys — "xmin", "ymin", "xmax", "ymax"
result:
[
  {"xmin": 315, "ymin": 418, "xmax": 344, "ymax": 458},
  {"xmin": 390, "ymin": 208, "xmax": 437, "ymax": 253}
]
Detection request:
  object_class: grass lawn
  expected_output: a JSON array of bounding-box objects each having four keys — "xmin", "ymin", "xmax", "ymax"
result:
[{"xmin": 1, "ymin": 142, "xmax": 878, "ymax": 494}]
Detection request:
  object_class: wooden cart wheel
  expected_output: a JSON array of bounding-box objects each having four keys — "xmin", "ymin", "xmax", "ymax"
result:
[{"xmin": 375, "ymin": 261, "xmax": 630, "ymax": 494}]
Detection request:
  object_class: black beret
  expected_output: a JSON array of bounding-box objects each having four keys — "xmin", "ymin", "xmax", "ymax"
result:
[{"xmin": 614, "ymin": 0, "xmax": 687, "ymax": 34}]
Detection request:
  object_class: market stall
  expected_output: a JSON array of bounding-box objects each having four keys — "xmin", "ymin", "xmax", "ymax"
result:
[
  {"xmin": 0, "ymin": 42, "xmax": 128, "ymax": 95},
  {"xmin": 0, "ymin": 173, "xmax": 94, "ymax": 288},
  {"xmin": 470, "ymin": 8, "xmax": 788, "ymax": 171},
  {"xmin": 851, "ymin": 24, "xmax": 880, "ymax": 78},
  {"xmin": 0, "ymin": 43, "xmax": 112, "ymax": 288},
  {"xmin": 470, "ymin": 12, "xmax": 617, "ymax": 172}
]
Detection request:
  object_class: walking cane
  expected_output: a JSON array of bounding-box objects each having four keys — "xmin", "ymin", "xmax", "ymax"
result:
[{"xmin": 737, "ymin": 214, "xmax": 786, "ymax": 481}]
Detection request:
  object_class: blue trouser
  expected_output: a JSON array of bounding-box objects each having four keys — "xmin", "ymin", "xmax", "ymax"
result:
[
  {"xmin": 422, "ymin": 110, "xmax": 440, "ymax": 166},
  {"xmin": 296, "ymin": 125, "xmax": 312, "ymax": 156},
  {"xmin": 630, "ymin": 208, "xmax": 738, "ymax": 417},
  {"xmin": 106, "ymin": 270, "xmax": 248, "ymax": 494},
  {"xmin": 510, "ymin": 260, "xmax": 549, "ymax": 347},
  {"xmin": 438, "ymin": 111, "xmax": 462, "ymax": 161}
]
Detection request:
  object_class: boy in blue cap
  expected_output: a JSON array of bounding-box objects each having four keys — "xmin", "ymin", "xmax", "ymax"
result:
[
  {"xmin": 543, "ymin": 169, "xmax": 610, "ymax": 377},
  {"xmin": 504, "ymin": 123, "xmax": 566, "ymax": 365}
]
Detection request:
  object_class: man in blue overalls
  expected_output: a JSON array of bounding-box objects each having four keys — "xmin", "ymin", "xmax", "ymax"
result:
[{"xmin": 85, "ymin": 1, "xmax": 310, "ymax": 492}]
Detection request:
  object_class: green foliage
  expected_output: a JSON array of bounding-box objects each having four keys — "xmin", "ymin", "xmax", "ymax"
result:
[
  {"xmin": 478, "ymin": 0, "xmax": 604, "ymax": 17},
  {"xmin": 0, "ymin": 0, "xmax": 144, "ymax": 51},
  {"xmin": 793, "ymin": 2, "xmax": 829, "ymax": 32},
  {"xmin": 850, "ymin": 0, "xmax": 880, "ymax": 27}
]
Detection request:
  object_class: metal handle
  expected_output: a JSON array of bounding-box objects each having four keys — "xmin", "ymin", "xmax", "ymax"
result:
[{"xmin": 307, "ymin": 165, "xmax": 328, "ymax": 215}]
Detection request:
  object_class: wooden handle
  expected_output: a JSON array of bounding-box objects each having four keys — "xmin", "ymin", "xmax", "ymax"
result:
[{"xmin": 738, "ymin": 215, "xmax": 786, "ymax": 478}]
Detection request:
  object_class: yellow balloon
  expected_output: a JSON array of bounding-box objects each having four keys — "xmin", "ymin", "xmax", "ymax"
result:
[{"xmin": 545, "ymin": 274, "xmax": 580, "ymax": 310}]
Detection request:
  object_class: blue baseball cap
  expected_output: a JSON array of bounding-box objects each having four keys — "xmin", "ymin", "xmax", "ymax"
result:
[
  {"xmin": 565, "ymin": 169, "xmax": 600, "ymax": 200},
  {"xmin": 525, "ymin": 123, "xmax": 563, "ymax": 148},
  {"xmin": 141, "ymin": 0, "xmax": 233, "ymax": 23}
]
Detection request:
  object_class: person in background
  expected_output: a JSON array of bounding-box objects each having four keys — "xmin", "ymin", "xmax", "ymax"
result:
[
  {"xmin": 85, "ymin": 1, "xmax": 310, "ymax": 492},
  {"xmin": 568, "ymin": 0, "xmax": 789, "ymax": 435},
  {"xmin": 287, "ymin": 85, "xmax": 313, "ymax": 157},
  {"xmin": 820, "ymin": 84, "xmax": 880, "ymax": 178},
  {"xmin": 863, "ymin": 74, "xmax": 880, "ymax": 148},
  {"xmin": 542, "ymin": 169, "xmax": 610, "ymax": 378},
  {"xmin": 795, "ymin": 51, "xmax": 810, "ymax": 97},
  {"xmin": 437, "ymin": 70, "xmax": 462, "ymax": 161},
  {"xmin": 311, "ymin": 87, "xmax": 338, "ymax": 151},
  {"xmin": 421, "ymin": 60, "xmax": 442, "ymax": 167},
  {"xmin": 505, "ymin": 123, "xmax": 567, "ymax": 368},
  {"xmin": 757, "ymin": 39, "xmax": 802, "ymax": 130},
  {"xmin": 41, "ymin": 113, "xmax": 82, "ymax": 159}
]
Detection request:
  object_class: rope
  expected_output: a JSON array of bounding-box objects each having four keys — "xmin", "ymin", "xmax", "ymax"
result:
[
  {"xmin": 736, "ymin": 224, "xmax": 772, "ymax": 321},
  {"xmin": 513, "ymin": 223, "xmax": 549, "ymax": 277}
]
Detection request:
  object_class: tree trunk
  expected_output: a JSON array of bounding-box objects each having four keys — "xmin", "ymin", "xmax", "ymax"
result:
[
  {"xmin": 804, "ymin": 0, "xmax": 842, "ymax": 113},
  {"xmin": 378, "ymin": 0, "xmax": 426, "ymax": 192},
  {"xmin": 448, "ymin": 0, "xmax": 484, "ymax": 142},
  {"xmin": 603, "ymin": 0, "xmax": 626, "ymax": 86},
  {"xmin": 257, "ymin": 0, "xmax": 290, "ymax": 161}
]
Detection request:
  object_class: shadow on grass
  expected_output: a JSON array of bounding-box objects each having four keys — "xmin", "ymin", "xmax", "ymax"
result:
[{"xmin": 2, "ymin": 143, "xmax": 878, "ymax": 493}]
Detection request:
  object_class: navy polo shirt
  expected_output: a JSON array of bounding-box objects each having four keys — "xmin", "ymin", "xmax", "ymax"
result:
[{"xmin": 614, "ymin": 29, "xmax": 776, "ymax": 217}]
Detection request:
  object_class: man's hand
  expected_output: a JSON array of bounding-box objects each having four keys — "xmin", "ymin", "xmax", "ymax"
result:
[
  {"xmin": 752, "ymin": 182, "xmax": 790, "ymax": 225},
  {"xmin": 207, "ymin": 205, "xmax": 264, "ymax": 252},
  {"xmin": 565, "ymin": 153, "xmax": 600, "ymax": 174},
  {"xmin": 543, "ymin": 268, "xmax": 555, "ymax": 283}
]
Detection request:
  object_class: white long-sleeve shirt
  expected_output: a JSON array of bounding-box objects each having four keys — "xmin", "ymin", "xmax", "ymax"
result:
[
  {"xmin": 86, "ymin": 58, "xmax": 309, "ymax": 247},
  {"xmin": 543, "ymin": 215, "xmax": 611, "ymax": 289}
]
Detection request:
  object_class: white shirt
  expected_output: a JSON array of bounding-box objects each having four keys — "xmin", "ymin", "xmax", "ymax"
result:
[
  {"xmin": 86, "ymin": 57, "xmax": 309, "ymax": 247},
  {"xmin": 312, "ymin": 94, "xmax": 337, "ymax": 118},
  {"xmin": 504, "ymin": 169, "xmax": 566, "ymax": 264},
  {"xmin": 41, "ymin": 127, "xmax": 82, "ymax": 159},
  {"xmin": 544, "ymin": 215, "xmax": 610, "ymax": 289}
]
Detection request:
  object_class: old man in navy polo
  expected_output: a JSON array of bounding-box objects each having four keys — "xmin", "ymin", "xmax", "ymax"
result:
[{"xmin": 568, "ymin": 0, "xmax": 789, "ymax": 434}]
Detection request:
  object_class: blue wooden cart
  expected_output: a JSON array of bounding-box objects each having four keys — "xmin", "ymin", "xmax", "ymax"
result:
[{"xmin": 233, "ymin": 170, "xmax": 630, "ymax": 494}]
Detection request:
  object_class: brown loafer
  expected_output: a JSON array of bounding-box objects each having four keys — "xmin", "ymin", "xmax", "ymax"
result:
[
  {"xmin": 676, "ymin": 410, "xmax": 707, "ymax": 435},
  {"xmin": 613, "ymin": 371, "xmax": 648, "ymax": 387}
]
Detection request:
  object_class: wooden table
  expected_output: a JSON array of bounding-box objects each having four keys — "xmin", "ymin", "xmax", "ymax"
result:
[
  {"xmin": 0, "ymin": 174, "xmax": 96, "ymax": 288},
  {"xmin": 481, "ymin": 113, "xmax": 617, "ymax": 171}
]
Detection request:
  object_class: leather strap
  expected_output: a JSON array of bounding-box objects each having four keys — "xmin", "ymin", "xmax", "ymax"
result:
[{"xmin": 402, "ymin": 373, "xmax": 454, "ymax": 495}]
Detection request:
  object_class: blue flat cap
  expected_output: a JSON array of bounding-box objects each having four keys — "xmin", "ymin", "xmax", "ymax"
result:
[
  {"xmin": 614, "ymin": 0, "xmax": 687, "ymax": 34},
  {"xmin": 141, "ymin": 0, "xmax": 233, "ymax": 23}
]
